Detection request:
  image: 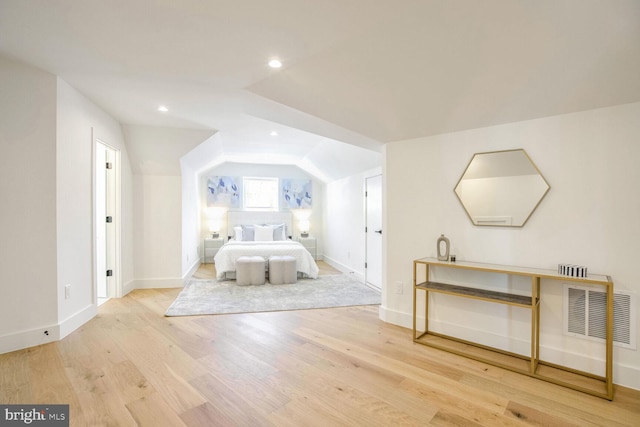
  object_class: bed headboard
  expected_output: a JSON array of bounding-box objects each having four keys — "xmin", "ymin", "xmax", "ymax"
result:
[{"xmin": 227, "ymin": 211, "xmax": 293, "ymax": 239}]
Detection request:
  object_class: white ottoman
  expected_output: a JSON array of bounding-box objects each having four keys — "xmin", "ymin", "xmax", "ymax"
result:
[
  {"xmin": 269, "ymin": 255, "xmax": 297, "ymax": 285},
  {"xmin": 236, "ymin": 256, "xmax": 266, "ymax": 285}
]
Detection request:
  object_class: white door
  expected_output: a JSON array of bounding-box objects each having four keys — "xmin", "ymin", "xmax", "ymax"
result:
[
  {"xmin": 365, "ymin": 175, "xmax": 382, "ymax": 289},
  {"xmin": 95, "ymin": 140, "xmax": 118, "ymax": 302}
]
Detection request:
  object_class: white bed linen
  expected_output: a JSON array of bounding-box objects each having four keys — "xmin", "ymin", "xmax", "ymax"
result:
[{"xmin": 213, "ymin": 240, "xmax": 319, "ymax": 280}]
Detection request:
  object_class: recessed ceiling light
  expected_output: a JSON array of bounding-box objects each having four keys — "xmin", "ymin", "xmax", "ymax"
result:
[
  {"xmin": 268, "ymin": 59, "xmax": 282, "ymax": 69},
  {"xmin": 157, "ymin": 105, "xmax": 169, "ymax": 112},
  {"xmin": 270, "ymin": 131, "xmax": 278, "ymax": 136}
]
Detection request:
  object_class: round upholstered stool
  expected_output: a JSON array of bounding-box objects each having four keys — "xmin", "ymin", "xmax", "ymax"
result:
[
  {"xmin": 236, "ymin": 256, "xmax": 266, "ymax": 285},
  {"xmin": 268, "ymin": 255, "xmax": 297, "ymax": 285}
]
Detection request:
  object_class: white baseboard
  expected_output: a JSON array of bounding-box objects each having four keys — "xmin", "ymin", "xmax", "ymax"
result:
[
  {"xmin": 128, "ymin": 262, "xmax": 197, "ymax": 292},
  {"xmin": 122, "ymin": 279, "xmax": 135, "ymax": 296},
  {"xmin": 0, "ymin": 325, "xmax": 59, "ymax": 355},
  {"xmin": 379, "ymin": 305, "xmax": 413, "ymax": 328},
  {"xmin": 59, "ymin": 304, "xmax": 97, "ymax": 339},
  {"xmin": 131, "ymin": 277, "xmax": 185, "ymax": 289},
  {"xmin": 0, "ymin": 304, "xmax": 97, "ymax": 355},
  {"xmin": 323, "ymin": 255, "xmax": 365, "ymax": 282},
  {"xmin": 183, "ymin": 259, "xmax": 201, "ymax": 280},
  {"xmin": 614, "ymin": 363, "xmax": 640, "ymax": 391},
  {"xmin": 125, "ymin": 277, "xmax": 188, "ymax": 293},
  {"xmin": 378, "ymin": 306, "xmax": 640, "ymax": 391}
]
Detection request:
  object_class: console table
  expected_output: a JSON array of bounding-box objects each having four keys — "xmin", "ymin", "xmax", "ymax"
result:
[{"xmin": 413, "ymin": 257, "xmax": 614, "ymax": 400}]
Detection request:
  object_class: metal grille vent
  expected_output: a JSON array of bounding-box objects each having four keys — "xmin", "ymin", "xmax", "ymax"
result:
[{"xmin": 565, "ymin": 285, "xmax": 635, "ymax": 349}]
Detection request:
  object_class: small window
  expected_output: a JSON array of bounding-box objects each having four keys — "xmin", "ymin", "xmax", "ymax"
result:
[{"xmin": 243, "ymin": 177, "xmax": 279, "ymax": 211}]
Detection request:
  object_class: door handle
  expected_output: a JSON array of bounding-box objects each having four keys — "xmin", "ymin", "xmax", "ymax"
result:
[{"xmin": 375, "ymin": 230, "xmax": 382, "ymax": 234}]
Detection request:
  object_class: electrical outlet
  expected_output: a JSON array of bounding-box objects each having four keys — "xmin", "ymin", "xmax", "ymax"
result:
[
  {"xmin": 64, "ymin": 284, "xmax": 71, "ymax": 299},
  {"xmin": 395, "ymin": 281, "xmax": 403, "ymax": 294}
]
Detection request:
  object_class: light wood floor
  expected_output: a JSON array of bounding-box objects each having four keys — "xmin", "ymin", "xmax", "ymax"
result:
[{"xmin": 1, "ymin": 271, "xmax": 639, "ymax": 426}]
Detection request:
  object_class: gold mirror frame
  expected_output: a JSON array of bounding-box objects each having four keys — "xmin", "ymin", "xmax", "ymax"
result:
[{"xmin": 454, "ymin": 149, "xmax": 550, "ymax": 227}]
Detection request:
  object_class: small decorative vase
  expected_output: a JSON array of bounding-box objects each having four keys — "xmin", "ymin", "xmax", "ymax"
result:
[{"xmin": 437, "ymin": 234, "xmax": 450, "ymax": 261}]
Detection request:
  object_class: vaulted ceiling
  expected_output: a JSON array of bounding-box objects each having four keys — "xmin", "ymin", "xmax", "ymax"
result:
[{"xmin": 1, "ymin": 1, "xmax": 639, "ymax": 181}]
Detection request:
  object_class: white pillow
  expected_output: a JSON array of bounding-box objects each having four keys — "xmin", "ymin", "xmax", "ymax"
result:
[
  {"xmin": 241, "ymin": 225, "xmax": 255, "ymax": 241},
  {"xmin": 254, "ymin": 225, "xmax": 274, "ymax": 241},
  {"xmin": 233, "ymin": 226, "xmax": 243, "ymax": 241},
  {"xmin": 272, "ymin": 223, "xmax": 286, "ymax": 241}
]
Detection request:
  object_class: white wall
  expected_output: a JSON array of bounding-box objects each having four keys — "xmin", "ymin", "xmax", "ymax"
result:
[
  {"xmin": 132, "ymin": 175, "xmax": 183, "ymax": 289},
  {"xmin": 0, "ymin": 56, "xmax": 58, "ymax": 352},
  {"xmin": 0, "ymin": 56, "xmax": 134, "ymax": 353},
  {"xmin": 323, "ymin": 167, "xmax": 381, "ymax": 280},
  {"xmin": 122, "ymin": 125, "xmax": 215, "ymax": 175},
  {"xmin": 124, "ymin": 126, "xmax": 215, "ymax": 289},
  {"xmin": 179, "ymin": 134, "xmax": 224, "ymax": 279},
  {"xmin": 56, "ymin": 78, "xmax": 134, "ymax": 333},
  {"xmin": 383, "ymin": 102, "xmax": 640, "ymax": 389},
  {"xmin": 181, "ymin": 159, "xmax": 201, "ymax": 278}
]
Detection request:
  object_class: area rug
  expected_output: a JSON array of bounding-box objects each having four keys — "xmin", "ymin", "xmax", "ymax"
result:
[{"xmin": 165, "ymin": 274, "xmax": 381, "ymax": 316}]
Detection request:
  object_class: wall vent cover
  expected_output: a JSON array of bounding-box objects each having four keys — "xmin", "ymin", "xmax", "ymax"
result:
[{"xmin": 564, "ymin": 285, "xmax": 636, "ymax": 349}]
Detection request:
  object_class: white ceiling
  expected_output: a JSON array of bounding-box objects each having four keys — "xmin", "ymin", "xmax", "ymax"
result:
[{"xmin": 1, "ymin": 1, "xmax": 639, "ymax": 180}]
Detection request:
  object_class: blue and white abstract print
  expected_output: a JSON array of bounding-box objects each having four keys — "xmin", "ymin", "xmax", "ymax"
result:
[
  {"xmin": 207, "ymin": 176, "xmax": 240, "ymax": 208},
  {"xmin": 282, "ymin": 179, "xmax": 312, "ymax": 209}
]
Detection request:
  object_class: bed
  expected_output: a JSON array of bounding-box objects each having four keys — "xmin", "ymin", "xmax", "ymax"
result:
[
  {"xmin": 213, "ymin": 211, "xmax": 319, "ymax": 280},
  {"xmin": 214, "ymin": 240, "xmax": 319, "ymax": 280}
]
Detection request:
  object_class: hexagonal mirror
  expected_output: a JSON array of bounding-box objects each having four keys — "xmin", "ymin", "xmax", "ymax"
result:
[{"xmin": 454, "ymin": 149, "xmax": 550, "ymax": 227}]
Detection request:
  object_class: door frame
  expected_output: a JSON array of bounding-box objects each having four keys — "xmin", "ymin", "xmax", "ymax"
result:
[{"xmin": 93, "ymin": 131, "xmax": 122, "ymax": 303}]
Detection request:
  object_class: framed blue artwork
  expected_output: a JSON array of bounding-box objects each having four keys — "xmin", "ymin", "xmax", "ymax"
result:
[
  {"xmin": 206, "ymin": 176, "xmax": 240, "ymax": 208},
  {"xmin": 282, "ymin": 179, "xmax": 312, "ymax": 209}
]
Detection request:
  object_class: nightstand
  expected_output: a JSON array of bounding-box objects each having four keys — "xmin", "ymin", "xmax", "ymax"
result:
[
  {"xmin": 203, "ymin": 237, "xmax": 224, "ymax": 263},
  {"xmin": 297, "ymin": 236, "xmax": 317, "ymax": 260}
]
